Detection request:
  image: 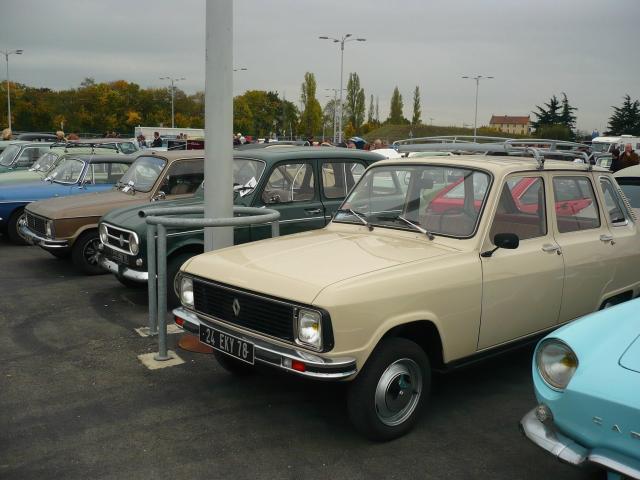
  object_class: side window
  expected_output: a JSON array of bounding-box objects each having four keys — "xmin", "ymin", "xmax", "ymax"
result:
[
  {"xmin": 617, "ymin": 179, "xmax": 640, "ymax": 210},
  {"xmin": 16, "ymin": 148, "xmax": 38, "ymax": 167},
  {"xmin": 322, "ymin": 161, "xmax": 366, "ymax": 199},
  {"xmin": 490, "ymin": 176, "xmax": 546, "ymax": 241},
  {"xmin": 261, "ymin": 163, "xmax": 315, "ymax": 204},
  {"xmin": 600, "ymin": 177, "xmax": 629, "ymax": 225},
  {"xmin": 119, "ymin": 142, "xmax": 137, "ymax": 154},
  {"xmin": 553, "ymin": 176, "xmax": 600, "ymax": 233},
  {"xmin": 159, "ymin": 160, "xmax": 204, "ymax": 195}
]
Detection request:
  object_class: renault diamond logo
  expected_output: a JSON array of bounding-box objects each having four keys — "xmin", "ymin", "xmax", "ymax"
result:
[{"xmin": 232, "ymin": 298, "xmax": 241, "ymax": 317}]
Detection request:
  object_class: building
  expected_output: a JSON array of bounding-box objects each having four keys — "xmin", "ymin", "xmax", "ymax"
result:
[{"xmin": 489, "ymin": 115, "xmax": 531, "ymax": 135}]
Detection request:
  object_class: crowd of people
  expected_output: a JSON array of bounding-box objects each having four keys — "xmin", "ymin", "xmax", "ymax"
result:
[{"xmin": 610, "ymin": 143, "xmax": 639, "ymax": 172}]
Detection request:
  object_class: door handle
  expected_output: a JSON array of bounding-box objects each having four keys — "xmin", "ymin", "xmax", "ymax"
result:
[
  {"xmin": 304, "ymin": 208, "xmax": 322, "ymax": 215},
  {"xmin": 600, "ymin": 234, "xmax": 615, "ymax": 244},
  {"xmin": 542, "ymin": 244, "xmax": 561, "ymax": 254}
]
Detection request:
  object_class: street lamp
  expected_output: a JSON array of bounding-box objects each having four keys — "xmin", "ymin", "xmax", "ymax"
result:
[
  {"xmin": 318, "ymin": 34, "xmax": 366, "ymax": 143},
  {"xmin": 2, "ymin": 49, "xmax": 23, "ymax": 132},
  {"xmin": 159, "ymin": 76, "xmax": 185, "ymax": 128},
  {"xmin": 462, "ymin": 75, "xmax": 494, "ymax": 141},
  {"xmin": 325, "ymin": 88, "xmax": 338, "ymax": 143}
]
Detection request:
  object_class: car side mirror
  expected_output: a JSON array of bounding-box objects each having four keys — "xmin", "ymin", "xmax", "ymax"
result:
[
  {"xmin": 481, "ymin": 233, "xmax": 519, "ymax": 258},
  {"xmin": 152, "ymin": 191, "xmax": 166, "ymax": 202}
]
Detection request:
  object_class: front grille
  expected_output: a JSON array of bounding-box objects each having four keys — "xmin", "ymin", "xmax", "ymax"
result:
[
  {"xmin": 193, "ymin": 279, "xmax": 295, "ymax": 341},
  {"xmin": 26, "ymin": 212, "xmax": 46, "ymax": 236},
  {"xmin": 103, "ymin": 223, "xmax": 133, "ymax": 254}
]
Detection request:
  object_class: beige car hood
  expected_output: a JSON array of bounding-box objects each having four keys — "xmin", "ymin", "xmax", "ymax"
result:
[
  {"xmin": 184, "ymin": 229, "xmax": 458, "ymax": 305},
  {"xmin": 27, "ymin": 190, "xmax": 149, "ymax": 220}
]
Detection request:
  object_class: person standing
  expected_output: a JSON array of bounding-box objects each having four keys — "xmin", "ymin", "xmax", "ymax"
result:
[
  {"xmin": 1, "ymin": 128, "xmax": 12, "ymax": 140},
  {"xmin": 611, "ymin": 143, "xmax": 639, "ymax": 172},
  {"xmin": 151, "ymin": 132, "xmax": 163, "ymax": 148}
]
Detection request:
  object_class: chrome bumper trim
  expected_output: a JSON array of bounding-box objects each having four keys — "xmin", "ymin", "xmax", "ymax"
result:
[
  {"xmin": 99, "ymin": 256, "xmax": 149, "ymax": 281},
  {"xmin": 521, "ymin": 407, "xmax": 640, "ymax": 479},
  {"xmin": 19, "ymin": 223, "xmax": 68, "ymax": 248},
  {"xmin": 173, "ymin": 307, "xmax": 357, "ymax": 380}
]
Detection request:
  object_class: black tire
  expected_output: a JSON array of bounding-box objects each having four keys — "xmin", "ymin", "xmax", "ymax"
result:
[
  {"xmin": 213, "ymin": 349, "xmax": 254, "ymax": 376},
  {"xmin": 71, "ymin": 230, "xmax": 106, "ymax": 275},
  {"xmin": 7, "ymin": 208, "xmax": 28, "ymax": 245},
  {"xmin": 347, "ymin": 337, "xmax": 430, "ymax": 441},
  {"xmin": 116, "ymin": 273, "xmax": 147, "ymax": 289},
  {"xmin": 48, "ymin": 249, "xmax": 71, "ymax": 259},
  {"xmin": 167, "ymin": 252, "xmax": 198, "ymax": 308}
]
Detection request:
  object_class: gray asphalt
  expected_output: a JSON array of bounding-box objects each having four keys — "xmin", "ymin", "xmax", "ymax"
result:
[{"xmin": 0, "ymin": 239, "xmax": 601, "ymax": 480}]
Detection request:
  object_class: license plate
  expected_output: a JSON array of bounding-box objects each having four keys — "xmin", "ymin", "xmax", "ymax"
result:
[
  {"xmin": 107, "ymin": 247, "xmax": 128, "ymax": 265},
  {"xmin": 199, "ymin": 325, "xmax": 255, "ymax": 364}
]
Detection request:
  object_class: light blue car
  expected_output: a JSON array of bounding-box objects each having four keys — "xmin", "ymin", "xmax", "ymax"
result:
[{"xmin": 521, "ymin": 298, "xmax": 640, "ymax": 480}]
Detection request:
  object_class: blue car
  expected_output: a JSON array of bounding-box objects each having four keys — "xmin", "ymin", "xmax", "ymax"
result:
[
  {"xmin": 521, "ymin": 298, "xmax": 640, "ymax": 480},
  {"xmin": 0, "ymin": 154, "xmax": 134, "ymax": 244}
]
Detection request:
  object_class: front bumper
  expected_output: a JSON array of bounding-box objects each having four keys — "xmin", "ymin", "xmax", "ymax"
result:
[
  {"xmin": 19, "ymin": 223, "xmax": 68, "ymax": 249},
  {"xmin": 99, "ymin": 256, "xmax": 149, "ymax": 281},
  {"xmin": 173, "ymin": 307, "xmax": 357, "ymax": 380},
  {"xmin": 521, "ymin": 406, "xmax": 640, "ymax": 479}
]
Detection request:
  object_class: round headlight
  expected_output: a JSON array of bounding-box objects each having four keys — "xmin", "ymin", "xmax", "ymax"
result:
[
  {"xmin": 536, "ymin": 339, "xmax": 579, "ymax": 391},
  {"xmin": 129, "ymin": 233, "xmax": 139, "ymax": 254},
  {"xmin": 297, "ymin": 309, "xmax": 322, "ymax": 350},
  {"xmin": 99, "ymin": 224, "xmax": 107, "ymax": 244},
  {"xmin": 180, "ymin": 276, "xmax": 194, "ymax": 308}
]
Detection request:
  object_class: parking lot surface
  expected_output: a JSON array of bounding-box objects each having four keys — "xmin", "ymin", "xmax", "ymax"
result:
[{"xmin": 0, "ymin": 240, "xmax": 600, "ymax": 480}]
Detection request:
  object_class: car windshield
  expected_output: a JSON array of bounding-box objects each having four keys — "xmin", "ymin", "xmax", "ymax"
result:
[
  {"xmin": 32, "ymin": 152, "xmax": 60, "ymax": 172},
  {"xmin": 336, "ymin": 164, "xmax": 491, "ymax": 238},
  {"xmin": 118, "ymin": 155, "xmax": 166, "ymax": 192},
  {"xmin": 591, "ymin": 142, "xmax": 611, "ymax": 153},
  {"xmin": 0, "ymin": 144, "xmax": 20, "ymax": 166},
  {"xmin": 48, "ymin": 157, "xmax": 86, "ymax": 184}
]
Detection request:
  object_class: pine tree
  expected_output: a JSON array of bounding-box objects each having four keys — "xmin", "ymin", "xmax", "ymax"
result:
[
  {"xmin": 559, "ymin": 92, "xmax": 577, "ymax": 132},
  {"xmin": 375, "ymin": 96, "xmax": 379, "ymax": 123},
  {"xmin": 388, "ymin": 87, "xmax": 405, "ymax": 124},
  {"xmin": 608, "ymin": 94, "xmax": 640, "ymax": 135},
  {"xmin": 532, "ymin": 94, "xmax": 561, "ymax": 130},
  {"xmin": 411, "ymin": 86, "xmax": 421, "ymax": 125}
]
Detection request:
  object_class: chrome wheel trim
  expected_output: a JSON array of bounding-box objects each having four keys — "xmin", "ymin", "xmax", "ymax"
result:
[
  {"xmin": 83, "ymin": 237, "xmax": 101, "ymax": 266},
  {"xmin": 374, "ymin": 358, "xmax": 422, "ymax": 427}
]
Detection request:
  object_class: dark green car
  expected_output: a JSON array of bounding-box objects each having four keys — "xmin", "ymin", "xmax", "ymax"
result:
[{"xmin": 98, "ymin": 147, "xmax": 384, "ymax": 305}]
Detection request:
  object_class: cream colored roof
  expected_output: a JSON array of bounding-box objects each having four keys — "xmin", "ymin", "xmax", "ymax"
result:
[{"xmin": 374, "ymin": 155, "xmax": 608, "ymax": 175}]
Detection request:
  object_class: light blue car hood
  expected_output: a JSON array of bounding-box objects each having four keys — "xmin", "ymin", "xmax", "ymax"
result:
[{"xmin": 620, "ymin": 335, "xmax": 640, "ymax": 373}]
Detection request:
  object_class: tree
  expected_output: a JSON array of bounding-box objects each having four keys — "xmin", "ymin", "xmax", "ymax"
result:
[
  {"xmin": 411, "ymin": 86, "xmax": 421, "ymax": 125},
  {"xmin": 559, "ymin": 92, "xmax": 577, "ymax": 132},
  {"xmin": 388, "ymin": 87, "xmax": 406, "ymax": 124},
  {"xmin": 532, "ymin": 94, "xmax": 562, "ymax": 131},
  {"xmin": 367, "ymin": 94, "xmax": 375, "ymax": 124},
  {"xmin": 299, "ymin": 72, "xmax": 322, "ymax": 138},
  {"xmin": 345, "ymin": 73, "xmax": 366, "ymax": 133},
  {"xmin": 608, "ymin": 94, "xmax": 640, "ymax": 135}
]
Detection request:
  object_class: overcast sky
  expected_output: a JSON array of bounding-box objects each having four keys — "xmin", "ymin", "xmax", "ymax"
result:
[{"xmin": 2, "ymin": 0, "xmax": 639, "ymax": 132}]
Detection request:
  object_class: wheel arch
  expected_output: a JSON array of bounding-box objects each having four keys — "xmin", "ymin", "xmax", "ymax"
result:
[{"xmin": 379, "ymin": 320, "xmax": 445, "ymax": 371}]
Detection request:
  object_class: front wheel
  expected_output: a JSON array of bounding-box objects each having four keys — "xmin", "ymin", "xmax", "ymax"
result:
[
  {"xmin": 72, "ymin": 230, "xmax": 107, "ymax": 275},
  {"xmin": 7, "ymin": 209, "xmax": 28, "ymax": 245},
  {"xmin": 347, "ymin": 337, "xmax": 430, "ymax": 441}
]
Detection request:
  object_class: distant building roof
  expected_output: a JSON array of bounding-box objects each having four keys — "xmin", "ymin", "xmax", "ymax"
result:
[{"xmin": 490, "ymin": 115, "xmax": 530, "ymax": 125}]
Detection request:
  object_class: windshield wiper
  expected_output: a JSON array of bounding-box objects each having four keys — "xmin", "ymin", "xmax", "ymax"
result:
[
  {"xmin": 336, "ymin": 208, "xmax": 373, "ymax": 231},
  {"xmin": 396, "ymin": 215, "xmax": 435, "ymax": 240}
]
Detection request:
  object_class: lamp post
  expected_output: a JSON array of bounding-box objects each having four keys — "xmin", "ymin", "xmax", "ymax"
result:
[
  {"xmin": 462, "ymin": 75, "xmax": 494, "ymax": 141},
  {"xmin": 318, "ymin": 34, "xmax": 366, "ymax": 144},
  {"xmin": 325, "ymin": 88, "xmax": 338, "ymax": 143},
  {"xmin": 159, "ymin": 76, "xmax": 185, "ymax": 128},
  {"xmin": 2, "ymin": 49, "xmax": 23, "ymax": 132}
]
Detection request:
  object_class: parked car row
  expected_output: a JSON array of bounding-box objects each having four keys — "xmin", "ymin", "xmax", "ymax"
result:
[{"xmin": 2, "ymin": 145, "xmax": 639, "ymax": 478}]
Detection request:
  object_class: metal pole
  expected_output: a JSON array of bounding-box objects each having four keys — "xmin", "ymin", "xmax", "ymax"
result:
[
  {"xmin": 338, "ymin": 40, "xmax": 344, "ymax": 144},
  {"xmin": 154, "ymin": 223, "xmax": 170, "ymax": 361},
  {"xmin": 146, "ymin": 223, "xmax": 158, "ymax": 335},
  {"xmin": 332, "ymin": 89, "xmax": 337, "ymax": 143},
  {"xmin": 271, "ymin": 220, "xmax": 279, "ymax": 238},
  {"xmin": 204, "ymin": 0, "xmax": 234, "ymax": 252},
  {"xmin": 473, "ymin": 77, "xmax": 479, "ymax": 142},
  {"xmin": 5, "ymin": 53, "xmax": 11, "ymax": 132}
]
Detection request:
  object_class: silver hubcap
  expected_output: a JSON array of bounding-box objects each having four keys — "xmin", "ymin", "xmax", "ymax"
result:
[
  {"xmin": 83, "ymin": 238, "xmax": 101, "ymax": 265},
  {"xmin": 374, "ymin": 358, "xmax": 422, "ymax": 426}
]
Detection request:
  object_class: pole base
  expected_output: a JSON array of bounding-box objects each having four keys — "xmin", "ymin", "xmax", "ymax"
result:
[
  {"xmin": 178, "ymin": 334, "xmax": 214, "ymax": 354},
  {"xmin": 153, "ymin": 352, "xmax": 172, "ymax": 361}
]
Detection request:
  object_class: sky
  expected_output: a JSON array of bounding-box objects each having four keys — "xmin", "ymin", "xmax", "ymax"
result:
[{"xmin": 2, "ymin": 0, "xmax": 639, "ymax": 132}]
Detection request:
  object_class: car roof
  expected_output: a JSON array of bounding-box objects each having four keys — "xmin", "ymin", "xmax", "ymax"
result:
[
  {"xmin": 137, "ymin": 150, "xmax": 206, "ymax": 163},
  {"xmin": 72, "ymin": 138, "xmax": 135, "ymax": 144},
  {"xmin": 371, "ymin": 155, "xmax": 610, "ymax": 175},
  {"xmin": 233, "ymin": 146, "xmax": 385, "ymax": 163},
  {"xmin": 614, "ymin": 165, "xmax": 640, "ymax": 178},
  {"xmin": 65, "ymin": 154, "xmax": 136, "ymax": 163}
]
